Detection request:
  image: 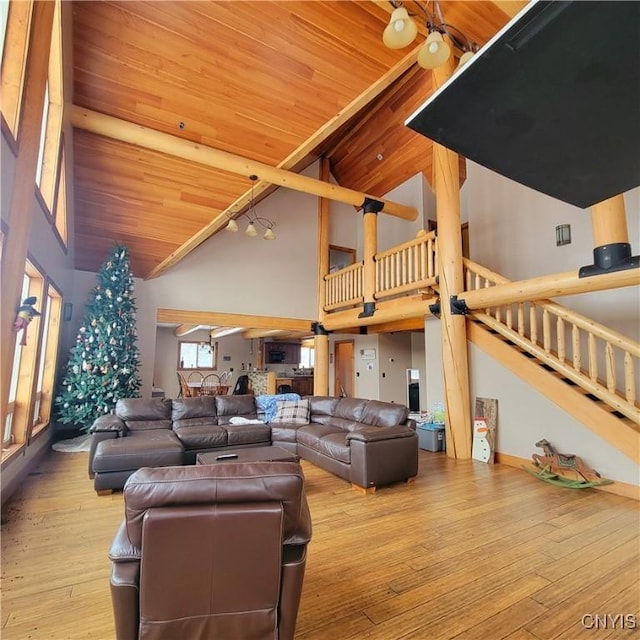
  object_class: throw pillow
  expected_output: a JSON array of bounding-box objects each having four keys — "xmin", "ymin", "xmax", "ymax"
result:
[
  {"xmin": 255, "ymin": 393, "xmax": 301, "ymax": 423},
  {"xmin": 272, "ymin": 398, "xmax": 310, "ymax": 425}
]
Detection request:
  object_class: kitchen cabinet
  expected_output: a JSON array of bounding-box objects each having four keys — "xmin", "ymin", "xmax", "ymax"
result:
[
  {"xmin": 263, "ymin": 342, "xmax": 301, "ymax": 365},
  {"xmin": 291, "ymin": 376, "xmax": 314, "ymax": 396}
]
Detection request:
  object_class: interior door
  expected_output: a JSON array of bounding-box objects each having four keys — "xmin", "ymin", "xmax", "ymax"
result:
[{"xmin": 334, "ymin": 340, "xmax": 354, "ymax": 398}]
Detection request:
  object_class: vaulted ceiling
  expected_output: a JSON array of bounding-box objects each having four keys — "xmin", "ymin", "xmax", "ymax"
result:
[{"xmin": 71, "ymin": 0, "xmax": 526, "ymax": 278}]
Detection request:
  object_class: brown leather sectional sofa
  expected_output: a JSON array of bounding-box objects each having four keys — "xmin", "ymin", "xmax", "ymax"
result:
[{"xmin": 89, "ymin": 394, "xmax": 418, "ymax": 494}]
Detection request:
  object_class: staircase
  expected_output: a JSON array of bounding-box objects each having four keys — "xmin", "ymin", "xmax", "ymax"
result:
[{"xmin": 462, "ymin": 260, "xmax": 640, "ymax": 463}]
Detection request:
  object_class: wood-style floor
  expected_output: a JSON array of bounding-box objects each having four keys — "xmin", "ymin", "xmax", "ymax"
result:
[{"xmin": 1, "ymin": 449, "xmax": 638, "ymax": 639}]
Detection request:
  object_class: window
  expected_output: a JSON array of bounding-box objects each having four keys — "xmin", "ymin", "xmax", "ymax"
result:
[
  {"xmin": 31, "ymin": 284, "xmax": 62, "ymax": 436},
  {"xmin": 34, "ymin": 0, "xmax": 62, "ymax": 212},
  {"xmin": 0, "ymin": 0, "xmax": 32, "ymax": 139},
  {"xmin": 299, "ymin": 346, "xmax": 315, "ymax": 369},
  {"xmin": 2, "ymin": 261, "xmax": 62, "ymax": 459},
  {"xmin": 52, "ymin": 139, "xmax": 68, "ymax": 245},
  {"xmin": 178, "ymin": 341, "xmax": 218, "ymax": 371}
]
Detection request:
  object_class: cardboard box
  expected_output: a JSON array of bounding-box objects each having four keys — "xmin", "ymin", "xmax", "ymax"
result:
[{"xmin": 417, "ymin": 423, "xmax": 445, "ymax": 452}]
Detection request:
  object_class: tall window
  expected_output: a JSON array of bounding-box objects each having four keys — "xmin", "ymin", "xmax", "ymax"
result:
[
  {"xmin": 0, "ymin": 0, "xmax": 32, "ymax": 140},
  {"xmin": 2, "ymin": 261, "xmax": 62, "ymax": 458},
  {"xmin": 35, "ymin": 0, "xmax": 63, "ymax": 213}
]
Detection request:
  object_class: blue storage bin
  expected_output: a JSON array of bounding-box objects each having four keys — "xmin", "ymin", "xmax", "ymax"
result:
[{"xmin": 416, "ymin": 422, "xmax": 445, "ymax": 452}]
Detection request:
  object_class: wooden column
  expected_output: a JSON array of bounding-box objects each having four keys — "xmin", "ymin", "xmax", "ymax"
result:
[
  {"xmin": 313, "ymin": 330, "xmax": 330, "ymax": 396},
  {"xmin": 580, "ymin": 194, "xmax": 638, "ymax": 276},
  {"xmin": 432, "ymin": 56, "xmax": 472, "ymax": 459},
  {"xmin": 1, "ymin": 2, "xmax": 55, "ymax": 422},
  {"xmin": 361, "ymin": 199, "xmax": 382, "ymax": 318},
  {"xmin": 315, "ymin": 158, "xmax": 331, "ymax": 396},
  {"xmin": 591, "ymin": 194, "xmax": 629, "ymax": 245}
]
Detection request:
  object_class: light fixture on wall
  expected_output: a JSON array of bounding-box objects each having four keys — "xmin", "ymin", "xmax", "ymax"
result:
[
  {"xmin": 555, "ymin": 224, "xmax": 572, "ymax": 246},
  {"xmin": 382, "ymin": 0, "xmax": 478, "ymax": 71},
  {"xmin": 225, "ymin": 175, "xmax": 277, "ymax": 240}
]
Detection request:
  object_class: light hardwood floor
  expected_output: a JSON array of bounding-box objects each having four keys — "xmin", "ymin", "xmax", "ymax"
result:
[{"xmin": 1, "ymin": 449, "xmax": 638, "ymax": 639}]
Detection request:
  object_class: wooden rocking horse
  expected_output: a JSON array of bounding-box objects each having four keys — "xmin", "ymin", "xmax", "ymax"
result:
[{"xmin": 525, "ymin": 438, "xmax": 613, "ymax": 488}]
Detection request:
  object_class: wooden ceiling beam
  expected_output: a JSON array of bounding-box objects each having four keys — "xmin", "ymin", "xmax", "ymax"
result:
[
  {"xmin": 70, "ymin": 107, "xmax": 419, "ymax": 224},
  {"xmin": 173, "ymin": 324, "xmax": 202, "ymax": 337},
  {"xmin": 157, "ymin": 309, "xmax": 313, "ymax": 333},
  {"xmin": 70, "ymin": 105, "xmax": 419, "ymax": 257}
]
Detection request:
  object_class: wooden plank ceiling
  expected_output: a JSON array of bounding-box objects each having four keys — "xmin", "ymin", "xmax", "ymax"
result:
[{"xmin": 71, "ymin": 0, "xmax": 522, "ymax": 278}]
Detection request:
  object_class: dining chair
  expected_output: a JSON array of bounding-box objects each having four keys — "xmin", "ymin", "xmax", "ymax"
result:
[
  {"xmin": 177, "ymin": 372, "xmax": 194, "ymax": 398},
  {"xmin": 201, "ymin": 373, "xmax": 221, "ymax": 396}
]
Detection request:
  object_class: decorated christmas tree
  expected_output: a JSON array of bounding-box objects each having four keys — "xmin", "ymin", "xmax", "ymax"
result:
[{"xmin": 55, "ymin": 245, "xmax": 141, "ymax": 430}]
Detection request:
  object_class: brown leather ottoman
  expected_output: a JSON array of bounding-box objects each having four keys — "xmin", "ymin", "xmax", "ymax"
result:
[
  {"xmin": 93, "ymin": 430, "xmax": 184, "ymax": 494},
  {"xmin": 196, "ymin": 445, "xmax": 299, "ymax": 465}
]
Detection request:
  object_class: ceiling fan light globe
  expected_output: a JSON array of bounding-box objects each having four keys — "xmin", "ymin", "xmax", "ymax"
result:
[
  {"xmin": 245, "ymin": 222, "xmax": 257, "ymax": 237},
  {"xmin": 417, "ymin": 31, "xmax": 451, "ymax": 69},
  {"xmin": 263, "ymin": 228, "xmax": 276, "ymax": 240},
  {"xmin": 382, "ymin": 7, "xmax": 417, "ymax": 49},
  {"xmin": 225, "ymin": 219, "xmax": 239, "ymax": 232}
]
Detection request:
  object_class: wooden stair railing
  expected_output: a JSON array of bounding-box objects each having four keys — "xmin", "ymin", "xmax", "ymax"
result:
[
  {"xmin": 320, "ymin": 234, "xmax": 638, "ymax": 427},
  {"xmin": 462, "ymin": 260, "xmax": 640, "ymax": 425}
]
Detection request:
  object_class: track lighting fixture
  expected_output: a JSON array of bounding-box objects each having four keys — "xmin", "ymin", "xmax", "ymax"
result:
[{"xmin": 225, "ymin": 175, "xmax": 277, "ymax": 240}]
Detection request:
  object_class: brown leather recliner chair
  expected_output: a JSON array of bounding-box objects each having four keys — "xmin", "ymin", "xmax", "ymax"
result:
[{"xmin": 108, "ymin": 461, "xmax": 312, "ymax": 640}]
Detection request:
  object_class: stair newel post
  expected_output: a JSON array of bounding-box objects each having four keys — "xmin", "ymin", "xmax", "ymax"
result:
[{"xmin": 432, "ymin": 56, "xmax": 472, "ymax": 459}]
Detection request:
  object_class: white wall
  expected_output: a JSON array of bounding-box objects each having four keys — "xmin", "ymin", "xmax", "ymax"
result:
[
  {"xmin": 454, "ymin": 164, "xmax": 639, "ymax": 485},
  {"xmin": 469, "ymin": 343, "xmax": 639, "ymax": 486}
]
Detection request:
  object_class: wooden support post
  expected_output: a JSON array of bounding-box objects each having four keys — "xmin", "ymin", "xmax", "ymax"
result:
[
  {"xmin": 580, "ymin": 193, "xmax": 638, "ymax": 276},
  {"xmin": 591, "ymin": 194, "xmax": 629, "ymax": 246},
  {"xmin": 432, "ymin": 56, "xmax": 472, "ymax": 460},
  {"xmin": 313, "ymin": 332, "xmax": 330, "ymax": 396},
  {"xmin": 1, "ymin": 2, "xmax": 55, "ymax": 423},
  {"xmin": 361, "ymin": 201, "xmax": 382, "ymax": 318},
  {"xmin": 314, "ymin": 157, "xmax": 331, "ymax": 396}
]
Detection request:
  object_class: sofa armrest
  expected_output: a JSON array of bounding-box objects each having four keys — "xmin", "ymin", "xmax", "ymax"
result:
[
  {"xmin": 109, "ymin": 521, "xmax": 140, "ymax": 640},
  {"xmin": 90, "ymin": 414, "xmax": 127, "ymax": 434},
  {"xmin": 109, "ymin": 521, "xmax": 141, "ymax": 563},
  {"xmin": 346, "ymin": 425, "xmax": 415, "ymax": 443},
  {"xmin": 88, "ymin": 430, "xmax": 120, "ymax": 478}
]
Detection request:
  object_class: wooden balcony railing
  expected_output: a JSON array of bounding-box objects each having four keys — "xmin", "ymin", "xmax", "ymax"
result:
[
  {"xmin": 324, "ymin": 261, "xmax": 363, "ymax": 311},
  {"xmin": 375, "ymin": 231, "xmax": 438, "ymax": 301},
  {"xmin": 463, "ymin": 260, "xmax": 640, "ymax": 424},
  {"xmin": 323, "ymin": 231, "xmax": 438, "ymax": 311}
]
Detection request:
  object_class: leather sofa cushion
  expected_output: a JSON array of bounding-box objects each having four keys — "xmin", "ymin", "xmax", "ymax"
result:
[
  {"xmin": 216, "ymin": 395, "xmax": 259, "ymax": 425},
  {"xmin": 269, "ymin": 423, "xmax": 304, "ymax": 443},
  {"xmin": 225, "ymin": 423, "xmax": 271, "ymax": 446},
  {"xmin": 308, "ymin": 396, "xmax": 340, "ymax": 424},
  {"xmin": 93, "ymin": 430, "xmax": 183, "ymax": 473},
  {"xmin": 173, "ymin": 425, "xmax": 228, "ymax": 450},
  {"xmin": 172, "ymin": 396, "xmax": 217, "ymax": 421},
  {"xmin": 361, "ymin": 400, "xmax": 409, "ymax": 427},
  {"xmin": 333, "ymin": 397, "xmax": 367, "ymax": 421},
  {"xmin": 296, "ymin": 425, "xmax": 350, "ymax": 464},
  {"xmin": 116, "ymin": 398, "xmax": 172, "ymax": 422}
]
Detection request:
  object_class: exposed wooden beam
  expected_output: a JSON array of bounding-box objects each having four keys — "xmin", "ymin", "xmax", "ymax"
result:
[
  {"xmin": 157, "ymin": 309, "xmax": 312, "ymax": 333},
  {"xmin": 173, "ymin": 324, "xmax": 201, "ymax": 337},
  {"xmin": 70, "ymin": 106, "xmax": 419, "ymax": 268}
]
